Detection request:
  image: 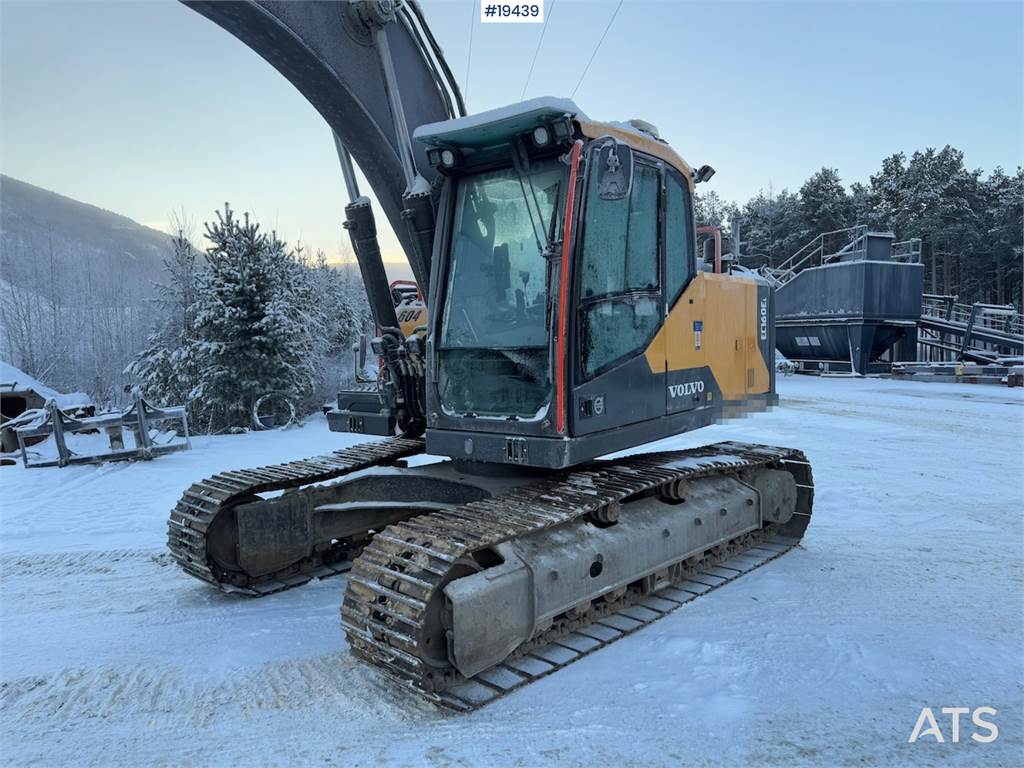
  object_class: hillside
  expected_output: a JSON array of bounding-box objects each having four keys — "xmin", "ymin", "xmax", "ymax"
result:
[
  {"xmin": 0, "ymin": 176, "xmax": 172, "ymax": 400},
  {"xmin": 0, "ymin": 174, "xmax": 170, "ymax": 296}
]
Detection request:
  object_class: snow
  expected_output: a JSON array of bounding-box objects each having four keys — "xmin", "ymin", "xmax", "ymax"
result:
[
  {"xmin": 0, "ymin": 360, "xmax": 91, "ymax": 410},
  {"xmin": 406, "ymin": 174, "xmax": 432, "ymax": 196},
  {"xmin": 607, "ymin": 119, "xmax": 662, "ymax": 141},
  {"xmin": 414, "ymin": 96, "xmax": 585, "ymax": 144},
  {"xmin": 1, "ymin": 376, "xmax": 1022, "ymax": 766}
]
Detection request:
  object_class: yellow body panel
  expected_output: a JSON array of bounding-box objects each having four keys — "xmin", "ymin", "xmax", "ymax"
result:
[
  {"xmin": 645, "ymin": 273, "xmax": 770, "ymax": 401},
  {"xmin": 396, "ymin": 304, "xmax": 428, "ymax": 338}
]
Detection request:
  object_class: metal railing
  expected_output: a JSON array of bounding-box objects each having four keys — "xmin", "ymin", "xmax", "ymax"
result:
[
  {"xmin": 892, "ymin": 238, "xmax": 923, "ymax": 263},
  {"xmin": 757, "ymin": 227, "xmax": 922, "ymax": 288},
  {"xmin": 757, "ymin": 225, "xmax": 867, "ymax": 286},
  {"xmin": 921, "ymin": 294, "xmax": 1023, "ymax": 337},
  {"xmin": 918, "ymin": 294, "xmax": 1023, "ymax": 363}
]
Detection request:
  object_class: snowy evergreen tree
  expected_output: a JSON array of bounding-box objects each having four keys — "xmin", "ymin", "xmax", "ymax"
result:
[
  {"xmin": 312, "ymin": 248, "xmax": 359, "ymax": 356},
  {"xmin": 126, "ymin": 205, "xmax": 382, "ymax": 433},
  {"xmin": 125, "ymin": 229, "xmax": 203, "ymax": 417},
  {"xmin": 800, "ymin": 168, "xmax": 852, "ymax": 237},
  {"xmin": 302, "ymin": 249, "xmax": 364, "ymax": 403},
  {"xmin": 188, "ymin": 205, "xmax": 326, "ymax": 432},
  {"xmin": 693, "ymin": 189, "xmax": 733, "ymax": 229},
  {"xmin": 848, "ymin": 182, "xmax": 878, "ymax": 230},
  {"xmin": 334, "ymin": 251, "xmax": 375, "ymax": 338},
  {"xmin": 982, "ymin": 167, "xmax": 1024, "ymax": 305},
  {"xmin": 737, "ymin": 187, "xmax": 807, "ymax": 268}
]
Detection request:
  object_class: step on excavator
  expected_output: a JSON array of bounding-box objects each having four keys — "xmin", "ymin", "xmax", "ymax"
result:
[{"xmin": 168, "ymin": 0, "xmax": 814, "ymax": 710}]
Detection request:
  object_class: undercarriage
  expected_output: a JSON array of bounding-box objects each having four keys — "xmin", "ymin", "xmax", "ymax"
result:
[{"xmin": 168, "ymin": 438, "xmax": 813, "ymax": 709}]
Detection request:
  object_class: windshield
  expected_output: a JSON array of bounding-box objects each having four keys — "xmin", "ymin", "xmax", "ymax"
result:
[{"xmin": 438, "ymin": 157, "xmax": 564, "ymax": 418}]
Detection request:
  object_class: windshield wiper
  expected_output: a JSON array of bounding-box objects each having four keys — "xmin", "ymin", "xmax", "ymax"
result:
[{"xmin": 509, "ymin": 138, "xmax": 549, "ymax": 255}]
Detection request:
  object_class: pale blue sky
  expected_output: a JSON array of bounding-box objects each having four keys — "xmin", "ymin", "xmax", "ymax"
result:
[{"xmin": 1, "ymin": 0, "xmax": 1021, "ymax": 267}]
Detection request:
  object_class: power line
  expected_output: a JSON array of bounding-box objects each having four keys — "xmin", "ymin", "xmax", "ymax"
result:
[
  {"xmin": 520, "ymin": 0, "xmax": 557, "ymax": 100},
  {"xmin": 570, "ymin": 0, "xmax": 625, "ymax": 99},
  {"xmin": 464, "ymin": 0, "xmax": 476, "ymax": 104}
]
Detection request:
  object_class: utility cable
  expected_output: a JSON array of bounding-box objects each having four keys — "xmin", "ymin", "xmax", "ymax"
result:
[
  {"xmin": 464, "ymin": 0, "xmax": 476, "ymax": 104},
  {"xmin": 571, "ymin": 0, "xmax": 625, "ymax": 99},
  {"xmin": 520, "ymin": 0, "xmax": 557, "ymax": 100}
]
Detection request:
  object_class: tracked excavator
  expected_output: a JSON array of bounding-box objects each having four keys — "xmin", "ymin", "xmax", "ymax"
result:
[{"xmin": 168, "ymin": 0, "xmax": 814, "ymax": 710}]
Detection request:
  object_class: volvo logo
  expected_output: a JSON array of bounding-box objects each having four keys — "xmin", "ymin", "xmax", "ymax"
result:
[{"xmin": 668, "ymin": 381, "xmax": 704, "ymax": 398}]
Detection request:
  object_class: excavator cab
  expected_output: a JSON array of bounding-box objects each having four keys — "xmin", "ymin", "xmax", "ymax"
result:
[
  {"xmin": 417, "ymin": 99, "xmax": 776, "ymax": 468},
  {"xmin": 182, "ymin": 2, "xmax": 774, "ymax": 464}
]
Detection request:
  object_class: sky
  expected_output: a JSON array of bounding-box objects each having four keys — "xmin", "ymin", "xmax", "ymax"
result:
[{"xmin": 1, "ymin": 0, "xmax": 1021, "ymax": 270}]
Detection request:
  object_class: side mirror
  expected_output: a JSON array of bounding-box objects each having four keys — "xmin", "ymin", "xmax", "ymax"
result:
[
  {"xmin": 694, "ymin": 164, "xmax": 716, "ymax": 184},
  {"xmin": 593, "ymin": 138, "xmax": 634, "ymax": 201}
]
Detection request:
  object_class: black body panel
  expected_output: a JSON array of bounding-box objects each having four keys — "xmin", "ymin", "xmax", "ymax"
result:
[
  {"xmin": 572, "ymin": 354, "xmax": 663, "ymax": 436},
  {"xmin": 326, "ymin": 387, "xmax": 395, "ymax": 436},
  {"xmin": 428, "ymin": 406, "xmax": 717, "ymax": 468},
  {"xmin": 775, "ymin": 260, "xmax": 923, "ymax": 323}
]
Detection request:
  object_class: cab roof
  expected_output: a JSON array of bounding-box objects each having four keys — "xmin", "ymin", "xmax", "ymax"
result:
[{"xmin": 413, "ymin": 96, "xmax": 693, "ymax": 183}]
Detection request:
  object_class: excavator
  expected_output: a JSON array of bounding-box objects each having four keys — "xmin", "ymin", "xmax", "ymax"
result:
[{"xmin": 168, "ymin": 0, "xmax": 814, "ymax": 710}]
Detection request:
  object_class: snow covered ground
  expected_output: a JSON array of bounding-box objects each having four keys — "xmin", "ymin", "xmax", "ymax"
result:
[{"xmin": 1, "ymin": 375, "xmax": 1021, "ymax": 767}]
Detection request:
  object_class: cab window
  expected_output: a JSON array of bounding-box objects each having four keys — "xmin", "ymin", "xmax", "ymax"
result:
[
  {"xmin": 578, "ymin": 159, "xmax": 661, "ymax": 379},
  {"xmin": 665, "ymin": 170, "xmax": 695, "ymax": 303}
]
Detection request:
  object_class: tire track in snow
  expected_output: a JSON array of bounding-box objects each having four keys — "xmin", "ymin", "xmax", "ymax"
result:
[
  {"xmin": 1, "ymin": 652, "xmax": 423, "ymax": 734},
  {"xmin": 0, "ymin": 550, "xmax": 172, "ymax": 579}
]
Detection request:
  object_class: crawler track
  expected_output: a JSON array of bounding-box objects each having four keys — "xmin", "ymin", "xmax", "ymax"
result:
[
  {"xmin": 341, "ymin": 442, "xmax": 813, "ymax": 711},
  {"xmin": 167, "ymin": 437, "xmax": 424, "ymax": 595}
]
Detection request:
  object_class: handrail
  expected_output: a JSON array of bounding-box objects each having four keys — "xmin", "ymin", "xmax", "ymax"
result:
[
  {"xmin": 762, "ymin": 225, "xmax": 868, "ymax": 286},
  {"xmin": 892, "ymin": 238, "xmax": 922, "ymax": 263},
  {"xmin": 760, "ymin": 226, "xmax": 927, "ymax": 289},
  {"xmin": 921, "ymin": 296, "xmax": 1023, "ymax": 338}
]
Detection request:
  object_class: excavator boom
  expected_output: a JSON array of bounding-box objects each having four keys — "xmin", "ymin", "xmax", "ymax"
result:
[{"xmin": 183, "ymin": 0, "xmax": 460, "ymax": 304}]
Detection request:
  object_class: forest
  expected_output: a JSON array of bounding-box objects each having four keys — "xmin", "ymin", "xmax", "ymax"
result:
[{"xmin": 696, "ymin": 145, "xmax": 1023, "ymax": 306}]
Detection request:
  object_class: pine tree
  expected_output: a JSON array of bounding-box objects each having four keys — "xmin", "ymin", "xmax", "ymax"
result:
[
  {"xmin": 693, "ymin": 189, "xmax": 732, "ymax": 229},
  {"xmin": 738, "ymin": 187, "xmax": 806, "ymax": 267},
  {"xmin": 125, "ymin": 229, "xmax": 202, "ymax": 417},
  {"xmin": 190, "ymin": 205, "xmax": 325, "ymax": 432},
  {"xmin": 800, "ymin": 168, "xmax": 852, "ymax": 237},
  {"xmin": 312, "ymin": 249, "xmax": 359, "ymax": 356},
  {"xmin": 980, "ymin": 167, "xmax": 1023, "ymax": 305},
  {"xmin": 848, "ymin": 182, "xmax": 877, "ymax": 229}
]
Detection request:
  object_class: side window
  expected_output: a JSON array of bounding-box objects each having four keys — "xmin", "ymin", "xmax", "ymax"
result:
[
  {"xmin": 665, "ymin": 172, "xmax": 694, "ymax": 304},
  {"xmin": 579, "ymin": 187, "xmax": 627, "ymax": 299},
  {"xmin": 579, "ymin": 157, "xmax": 661, "ymax": 379},
  {"xmin": 582, "ymin": 296, "xmax": 660, "ymax": 378},
  {"xmin": 580, "ymin": 162, "xmax": 659, "ymax": 299},
  {"xmin": 625, "ymin": 166, "xmax": 658, "ymax": 290}
]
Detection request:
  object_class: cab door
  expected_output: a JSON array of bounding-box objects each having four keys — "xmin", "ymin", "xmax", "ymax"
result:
[
  {"xmin": 663, "ymin": 169, "xmax": 704, "ymax": 414},
  {"xmin": 572, "ymin": 147, "xmax": 664, "ymax": 436}
]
